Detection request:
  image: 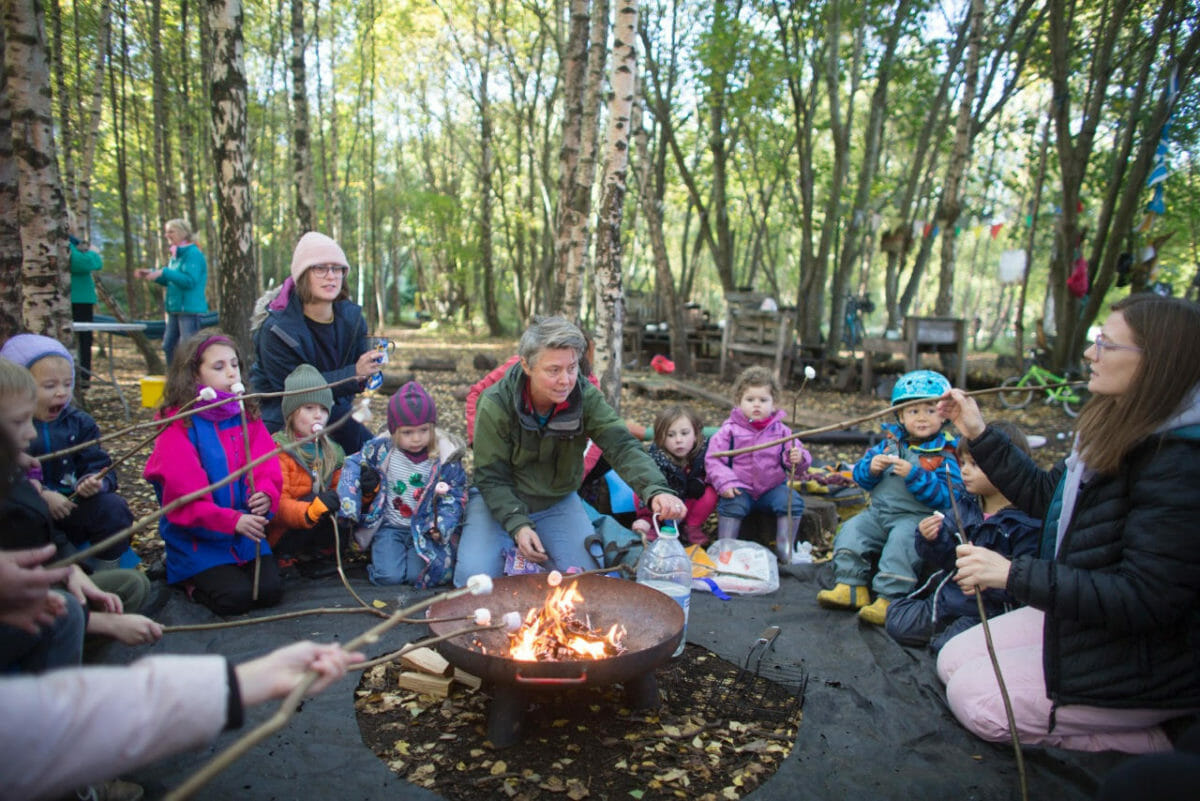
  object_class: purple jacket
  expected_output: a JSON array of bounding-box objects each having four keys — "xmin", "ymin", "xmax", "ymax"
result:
[{"xmin": 704, "ymin": 409, "xmax": 812, "ymax": 498}]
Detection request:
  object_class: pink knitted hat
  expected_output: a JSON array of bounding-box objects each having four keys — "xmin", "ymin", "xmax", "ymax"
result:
[
  {"xmin": 290, "ymin": 232, "xmax": 349, "ymax": 283},
  {"xmin": 387, "ymin": 382, "xmax": 437, "ymax": 433}
]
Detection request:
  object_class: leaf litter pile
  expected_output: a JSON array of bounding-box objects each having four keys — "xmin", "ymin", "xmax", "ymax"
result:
[{"xmin": 355, "ymin": 643, "xmax": 806, "ymax": 800}]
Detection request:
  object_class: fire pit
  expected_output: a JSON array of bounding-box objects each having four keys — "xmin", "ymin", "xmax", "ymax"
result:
[{"xmin": 427, "ymin": 573, "xmax": 684, "ymax": 746}]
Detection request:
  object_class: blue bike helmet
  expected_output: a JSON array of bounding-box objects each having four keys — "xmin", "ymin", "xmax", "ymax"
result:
[{"xmin": 891, "ymin": 369, "xmax": 951, "ymax": 405}]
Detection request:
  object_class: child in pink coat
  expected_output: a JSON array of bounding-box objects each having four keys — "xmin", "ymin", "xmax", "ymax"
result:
[{"xmin": 143, "ymin": 330, "xmax": 283, "ymax": 616}]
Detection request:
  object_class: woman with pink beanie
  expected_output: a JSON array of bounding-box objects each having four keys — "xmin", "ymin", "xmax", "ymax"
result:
[{"xmin": 250, "ymin": 232, "xmax": 378, "ymax": 453}]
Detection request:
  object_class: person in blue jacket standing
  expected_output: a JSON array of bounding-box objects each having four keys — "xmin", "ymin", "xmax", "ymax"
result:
[
  {"xmin": 250, "ymin": 232, "xmax": 377, "ymax": 455},
  {"xmin": 135, "ymin": 218, "xmax": 209, "ymax": 366}
]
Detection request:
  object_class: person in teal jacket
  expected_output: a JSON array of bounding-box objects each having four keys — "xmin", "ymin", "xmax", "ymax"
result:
[
  {"xmin": 135, "ymin": 218, "xmax": 209, "ymax": 365},
  {"xmin": 68, "ymin": 234, "xmax": 102, "ymax": 383}
]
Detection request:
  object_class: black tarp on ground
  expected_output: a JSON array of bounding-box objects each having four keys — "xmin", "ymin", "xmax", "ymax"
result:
[{"xmin": 112, "ymin": 563, "xmax": 1123, "ymax": 800}]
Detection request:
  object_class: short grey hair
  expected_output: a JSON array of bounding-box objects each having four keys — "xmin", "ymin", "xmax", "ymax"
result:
[
  {"xmin": 165, "ymin": 218, "xmax": 193, "ymax": 240},
  {"xmin": 518, "ymin": 316, "xmax": 587, "ymax": 368}
]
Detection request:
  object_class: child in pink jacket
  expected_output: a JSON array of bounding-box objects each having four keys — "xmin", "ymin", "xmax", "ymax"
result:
[
  {"xmin": 704, "ymin": 366, "xmax": 811, "ymax": 563},
  {"xmin": 143, "ymin": 330, "xmax": 283, "ymax": 616}
]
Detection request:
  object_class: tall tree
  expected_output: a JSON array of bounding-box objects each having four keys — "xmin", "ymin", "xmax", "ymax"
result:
[
  {"xmin": 553, "ymin": 0, "xmax": 593, "ymax": 320},
  {"xmin": 207, "ymin": 0, "xmax": 257, "ymax": 351},
  {"xmin": 290, "ymin": 0, "xmax": 316, "ymax": 231},
  {"xmin": 0, "ymin": 22, "xmax": 24, "ymax": 339},
  {"xmin": 592, "ymin": 0, "xmax": 637, "ymax": 407},
  {"xmin": 4, "ymin": 0, "xmax": 71, "ymax": 338}
]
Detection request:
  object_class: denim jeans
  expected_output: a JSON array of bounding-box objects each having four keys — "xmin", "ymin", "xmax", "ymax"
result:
[
  {"xmin": 163, "ymin": 312, "xmax": 204, "ymax": 366},
  {"xmin": 715, "ymin": 482, "xmax": 804, "ymax": 519},
  {"xmin": 0, "ymin": 590, "xmax": 85, "ymax": 672},
  {"xmin": 453, "ymin": 489, "xmax": 598, "ymax": 587},
  {"xmin": 368, "ymin": 525, "xmax": 427, "ymax": 586}
]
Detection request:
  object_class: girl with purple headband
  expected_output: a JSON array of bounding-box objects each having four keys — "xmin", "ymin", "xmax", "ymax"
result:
[{"xmin": 143, "ymin": 329, "xmax": 284, "ymax": 616}]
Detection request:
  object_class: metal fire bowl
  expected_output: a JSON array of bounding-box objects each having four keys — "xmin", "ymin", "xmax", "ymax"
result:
[{"xmin": 427, "ymin": 574, "xmax": 684, "ymax": 687}]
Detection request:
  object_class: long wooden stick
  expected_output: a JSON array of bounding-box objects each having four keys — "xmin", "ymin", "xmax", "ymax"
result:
[
  {"xmin": 40, "ymin": 374, "xmax": 365, "ymax": 463},
  {"xmin": 709, "ymin": 381, "xmax": 1086, "ymax": 458},
  {"xmin": 163, "ymin": 606, "xmax": 379, "ymax": 633},
  {"xmin": 945, "ymin": 468, "xmax": 1028, "ymax": 801},
  {"xmin": 48, "ymin": 412, "xmax": 354, "ymax": 570},
  {"xmin": 164, "ymin": 589, "xmax": 496, "ymax": 801}
]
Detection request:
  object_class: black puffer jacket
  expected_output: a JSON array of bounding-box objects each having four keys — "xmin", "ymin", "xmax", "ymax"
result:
[{"xmin": 971, "ymin": 413, "xmax": 1200, "ymax": 709}]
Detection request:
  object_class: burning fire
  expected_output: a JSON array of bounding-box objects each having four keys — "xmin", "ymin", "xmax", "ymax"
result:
[{"xmin": 506, "ymin": 583, "xmax": 626, "ymax": 661}]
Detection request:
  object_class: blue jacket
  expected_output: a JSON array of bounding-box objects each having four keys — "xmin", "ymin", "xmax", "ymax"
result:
[
  {"xmin": 30, "ymin": 406, "xmax": 118, "ymax": 496},
  {"xmin": 852, "ymin": 423, "xmax": 961, "ymax": 514},
  {"xmin": 155, "ymin": 242, "xmax": 208, "ymax": 314},
  {"xmin": 250, "ymin": 291, "xmax": 368, "ymax": 434},
  {"xmin": 914, "ymin": 498, "xmax": 1040, "ymax": 624},
  {"xmin": 337, "ymin": 431, "xmax": 468, "ymax": 588}
]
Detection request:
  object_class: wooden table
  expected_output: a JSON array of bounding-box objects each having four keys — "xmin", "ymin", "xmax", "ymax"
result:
[
  {"xmin": 72, "ymin": 321, "xmax": 148, "ymax": 419},
  {"xmin": 860, "ymin": 316, "xmax": 967, "ymax": 395}
]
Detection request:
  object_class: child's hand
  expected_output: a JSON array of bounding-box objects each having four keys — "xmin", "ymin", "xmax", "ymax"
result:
[
  {"xmin": 869, "ymin": 454, "xmax": 893, "ymax": 476},
  {"xmin": 890, "ymin": 458, "xmax": 913, "ymax": 478},
  {"xmin": 236, "ymin": 514, "xmax": 269, "ymax": 541},
  {"xmin": 360, "ymin": 465, "xmax": 381, "ymax": 496},
  {"xmin": 42, "ymin": 490, "xmax": 76, "ymax": 520},
  {"xmin": 247, "ymin": 491, "xmax": 272, "ymax": 516},
  {"xmin": 68, "ymin": 566, "xmax": 123, "ymax": 613},
  {"xmin": 74, "ymin": 473, "xmax": 104, "ymax": 498},
  {"xmin": 90, "ymin": 612, "xmax": 163, "ymax": 646},
  {"xmin": 917, "ymin": 513, "xmax": 944, "ymax": 541},
  {"xmin": 787, "ymin": 446, "xmax": 805, "ymax": 466},
  {"xmin": 305, "ymin": 491, "xmax": 341, "ymax": 525},
  {"xmin": 720, "ymin": 486, "xmax": 741, "ymax": 499}
]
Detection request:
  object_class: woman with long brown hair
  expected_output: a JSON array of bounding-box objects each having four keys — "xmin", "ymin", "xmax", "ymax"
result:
[{"xmin": 936, "ymin": 293, "xmax": 1200, "ymax": 753}]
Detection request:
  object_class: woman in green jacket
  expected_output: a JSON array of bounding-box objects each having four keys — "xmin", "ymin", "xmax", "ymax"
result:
[{"xmin": 135, "ymin": 218, "xmax": 209, "ymax": 365}]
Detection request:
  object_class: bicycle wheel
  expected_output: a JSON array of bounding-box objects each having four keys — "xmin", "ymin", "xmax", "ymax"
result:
[
  {"xmin": 998, "ymin": 376, "xmax": 1035, "ymax": 409},
  {"xmin": 1061, "ymin": 387, "xmax": 1091, "ymax": 418}
]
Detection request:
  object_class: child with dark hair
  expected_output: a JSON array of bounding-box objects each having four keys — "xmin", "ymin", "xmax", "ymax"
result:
[
  {"xmin": 885, "ymin": 420, "xmax": 1040, "ymax": 652},
  {"xmin": 143, "ymin": 329, "xmax": 284, "ymax": 616},
  {"xmin": 632, "ymin": 405, "xmax": 715, "ymax": 545},
  {"xmin": 0, "ymin": 334, "xmax": 135, "ymax": 570}
]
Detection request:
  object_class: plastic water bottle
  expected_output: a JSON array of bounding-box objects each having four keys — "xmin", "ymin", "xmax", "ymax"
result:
[{"xmin": 636, "ymin": 523, "xmax": 691, "ymax": 658}]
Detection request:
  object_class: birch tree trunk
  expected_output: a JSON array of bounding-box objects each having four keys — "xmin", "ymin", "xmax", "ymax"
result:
[
  {"xmin": 4, "ymin": 0, "xmax": 71, "ymax": 339},
  {"xmin": 290, "ymin": 0, "xmax": 315, "ymax": 231},
  {"xmin": 0, "ymin": 24, "xmax": 24, "ymax": 339},
  {"xmin": 207, "ymin": 0, "xmax": 257, "ymax": 351},
  {"xmin": 74, "ymin": 0, "xmax": 110, "ymax": 235},
  {"xmin": 49, "ymin": 0, "xmax": 74, "ymax": 212},
  {"xmin": 150, "ymin": 0, "xmax": 177, "ymax": 234},
  {"xmin": 478, "ymin": 3, "xmax": 501, "ymax": 335},
  {"xmin": 552, "ymin": 0, "xmax": 591, "ymax": 320},
  {"xmin": 933, "ymin": 0, "xmax": 983, "ymax": 317},
  {"xmin": 592, "ymin": 0, "xmax": 636, "ymax": 409}
]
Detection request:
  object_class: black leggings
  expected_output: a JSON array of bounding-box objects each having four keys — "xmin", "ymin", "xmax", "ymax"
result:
[{"xmin": 189, "ymin": 559, "xmax": 283, "ymax": 616}]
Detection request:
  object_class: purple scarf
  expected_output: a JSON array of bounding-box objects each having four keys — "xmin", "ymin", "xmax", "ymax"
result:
[{"xmin": 195, "ymin": 388, "xmax": 242, "ymax": 422}]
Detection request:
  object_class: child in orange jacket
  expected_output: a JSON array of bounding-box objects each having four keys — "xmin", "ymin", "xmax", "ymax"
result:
[{"xmin": 267, "ymin": 365, "xmax": 345, "ymax": 567}]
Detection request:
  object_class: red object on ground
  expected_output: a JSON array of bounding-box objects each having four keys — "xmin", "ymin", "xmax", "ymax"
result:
[{"xmin": 650, "ymin": 354, "xmax": 675, "ymax": 374}]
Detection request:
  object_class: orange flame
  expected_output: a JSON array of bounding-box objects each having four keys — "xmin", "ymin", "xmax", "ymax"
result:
[{"xmin": 506, "ymin": 584, "xmax": 626, "ymax": 661}]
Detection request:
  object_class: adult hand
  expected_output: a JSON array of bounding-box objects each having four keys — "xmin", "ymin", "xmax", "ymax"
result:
[
  {"xmin": 42, "ymin": 490, "xmax": 76, "ymax": 521},
  {"xmin": 235, "ymin": 641, "xmax": 366, "ymax": 706},
  {"xmin": 954, "ymin": 544, "xmax": 1012, "ymax": 594},
  {"xmin": 514, "ymin": 526, "xmax": 548, "ymax": 563},
  {"xmin": 354, "ymin": 349, "xmax": 383, "ymax": 380},
  {"xmin": 938, "ymin": 388, "xmax": 986, "ymax": 440},
  {"xmin": 89, "ymin": 612, "xmax": 163, "ymax": 646},
  {"xmin": 235, "ymin": 514, "xmax": 268, "ymax": 541},
  {"xmin": 247, "ymin": 491, "xmax": 272, "ymax": 516},
  {"xmin": 719, "ymin": 486, "xmax": 741, "ymax": 499},
  {"xmin": 74, "ymin": 473, "xmax": 104, "ymax": 499},
  {"xmin": 649, "ymin": 493, "xmax": 687, "ymax": 520},
  {"xmin": 917, "ymin": 513, "xmax": 944, "ymax": 542},
  {"xmin": 0, "ymin": 545, "xmax": 70, "ymax": 611}
]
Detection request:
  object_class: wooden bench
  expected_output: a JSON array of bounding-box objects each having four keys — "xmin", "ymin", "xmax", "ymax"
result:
[
  {"xmin": 719, "ymin": 299, "xmax": 796, "ymax": 384},
  {"xmin": 861, "ymin": 316, "xmax": 967, "ymax": 394}
]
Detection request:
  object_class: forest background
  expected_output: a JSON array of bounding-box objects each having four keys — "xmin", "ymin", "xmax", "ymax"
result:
[{"xmin": 1, "ymin": 0, "xmax": 1199, "ymax": 399}]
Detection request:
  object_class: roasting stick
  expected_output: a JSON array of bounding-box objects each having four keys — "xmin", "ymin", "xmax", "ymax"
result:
[
  {"xmin": 38, "ymin": 374, "xmax": 366, "ymax": 463},
  {"xmin": 164, "ymin": 575, "xmax": 500, "ymax": 801},
  {"xmin": 47, "ymin": 410, "xmax": 356, "ymax": 570},
  {"xmin": 709, "ymin": 381, "xmax": 1087, "ymax": 459},
  {"xmin": 163, "ymin": 606, "xmax": 378, "ymax": 632},
  {"xmin": 351, "ymin": 612, "xmax": 525, "ymax": 672},
  {"xmin": 230, "ymin": 382, "xmax": 264, "ymax": 602},
  {"xmin": 784, "ymin": 366, "xmax": 817, "ymax": 562},
  {"xmin": 944, "ymin": 467, "xmax": 1028, "ymax": 801}
]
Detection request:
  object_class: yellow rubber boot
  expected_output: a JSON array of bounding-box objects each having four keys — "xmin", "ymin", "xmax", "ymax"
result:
[
  {"xmin": 816, "ymin": 583, "xmax": 870, "ymax": 610},
  {"xmin": 857, "ymin": 597, "xmax": 891, "ymax": 626}
]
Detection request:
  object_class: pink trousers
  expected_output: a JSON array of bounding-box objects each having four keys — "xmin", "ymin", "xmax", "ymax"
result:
[{"xmin": 937, "ymin": 606, "xmax": 1179, "ymax": 754}]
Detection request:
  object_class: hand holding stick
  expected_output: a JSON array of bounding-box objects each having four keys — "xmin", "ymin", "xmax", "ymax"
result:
[{"xmin": 231, "ymin": 382, "xmax": 262, "ymax": 602}]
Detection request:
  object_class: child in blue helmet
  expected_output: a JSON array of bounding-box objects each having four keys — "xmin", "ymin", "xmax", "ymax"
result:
[{"xmin": 817, "ymin": 369, "xmax": 964, "ymax": 625}]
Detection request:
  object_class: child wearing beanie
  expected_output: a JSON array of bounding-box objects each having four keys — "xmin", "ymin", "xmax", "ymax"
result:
[
  {"xmin": 0, "ymin": 334, "xmax": 137, "ymax": 572},
  {"xmin": 267, "ymin": 364, "xmax": 346, "ymax": 571},
  {"xmin": 337, "ymin": 381, "xmax": 468, "ymax": 587}
]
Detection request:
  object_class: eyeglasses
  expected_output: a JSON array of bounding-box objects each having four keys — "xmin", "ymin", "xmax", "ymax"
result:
[
  {"xmin": 309, "ymin": 264, "xmax": 348, "ymax": 278},
  {"xmin": 1092, "ymin": 332, "xmax": 1143, "ymax": 357}
]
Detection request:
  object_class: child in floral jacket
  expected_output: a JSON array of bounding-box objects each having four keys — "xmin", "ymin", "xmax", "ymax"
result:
[{"xmin": 337, "ymin": 382, "xmax": 467, "ymax": 588}]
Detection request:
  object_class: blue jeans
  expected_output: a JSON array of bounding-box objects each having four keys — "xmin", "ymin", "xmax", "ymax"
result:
[
  {"xmin": 0, "ymin": 590, "xmax": 85, "ymax": 672},
  {"xmin": 453, "ymin": 489, "xmax": 598, "ymax": 587},
  {"xmin": 715, "ymin": 482, "xmax": 803, "ymax": 519},
  {"xmin": 163, "ymin": 312, "xmax": 204, "ymax": 366},
  {"xmin": 369, "ymin": 525, "xmax": 428, "ymax": 586}
]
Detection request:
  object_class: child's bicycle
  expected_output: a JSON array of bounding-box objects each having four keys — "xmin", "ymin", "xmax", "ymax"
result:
[{"xmin": 997, "ymin": 351, "xmax": 1091, "ymax": 418}]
